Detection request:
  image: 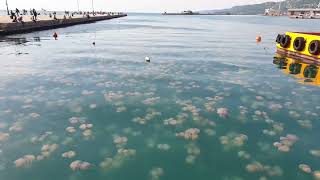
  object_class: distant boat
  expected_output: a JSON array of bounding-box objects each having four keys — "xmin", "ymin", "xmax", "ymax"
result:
[{"xmin": 162, "ymin": 10, "xmax": 200, "ymax": 15}]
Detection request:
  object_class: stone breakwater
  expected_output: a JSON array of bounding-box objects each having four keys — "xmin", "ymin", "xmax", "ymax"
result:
[{"xmin": 0, "ymin": 14, "xmax": 127, "ymax": 35}]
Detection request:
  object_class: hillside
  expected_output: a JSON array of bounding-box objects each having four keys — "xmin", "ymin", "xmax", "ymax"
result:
[{"xmin": 201, "ymin": 0, "xmax": 320, "ymax": 15}]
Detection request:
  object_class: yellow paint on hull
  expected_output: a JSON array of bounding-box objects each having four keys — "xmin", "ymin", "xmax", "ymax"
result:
[{"xmin": 276, "ymin": 32, "xmax": 320, "ymax": 60}]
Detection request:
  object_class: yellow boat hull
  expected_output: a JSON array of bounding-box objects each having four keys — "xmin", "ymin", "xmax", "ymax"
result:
[{"xmin": 276, "ymin": 32, "xmax": 320, "ymax": 62}]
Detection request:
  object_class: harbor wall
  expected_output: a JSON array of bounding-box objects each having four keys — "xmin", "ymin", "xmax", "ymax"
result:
[{"xmin": 0, "ymin": 14, "xmax": 127, "ymax": 35}]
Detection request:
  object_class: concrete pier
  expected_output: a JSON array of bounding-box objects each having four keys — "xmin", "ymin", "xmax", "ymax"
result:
[{"xmin": 0, "ymin": 14, "xmax": 127, "ymax": 35}]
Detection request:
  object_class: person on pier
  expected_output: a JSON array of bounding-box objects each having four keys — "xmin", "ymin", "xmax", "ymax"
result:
[
  {"xmin": 53, "ymin": 11, "xmax": 57, "ymax": 20},
  {"xmin": 15, "ymin": 8, "xmax": 20, "ymax": 16},
  {"xmin": 32, "ymin": 9, "xmax": 38, "ymax": 21}
]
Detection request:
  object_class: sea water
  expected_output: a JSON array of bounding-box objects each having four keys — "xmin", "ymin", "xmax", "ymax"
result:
[{"xmin": 0, "ymin": 14, "xmax": 320, "ymax": 180}]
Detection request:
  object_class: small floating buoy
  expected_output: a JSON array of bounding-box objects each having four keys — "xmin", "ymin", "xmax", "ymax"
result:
[
  {"xmin": 256, "ymin": 35, "xmax": 262, "ymax": 43},
  {"xmin": 92, "ymin": 42, "xmax": 96, "ymax": 46},
  {"xmin": 53, "ymin": 32, "xmax": 58, "ymax": 40},
  {"xmin": 145, "ymin": 56, "xmax": 151, "ymax": 63}
]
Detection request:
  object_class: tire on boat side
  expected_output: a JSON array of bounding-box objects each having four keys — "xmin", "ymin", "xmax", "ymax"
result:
[
  {"xmin": 293, "ymin": 37, "xmax": 306, "ymax": 51},
  {"xmin": 276, "ymin": 34, "xmax": 283, "ymax": 43},
  {"xmin": 308, "ymin": 40, "xmax": 320, "ymax": 55},
  {"xmin": 280, "ymin": 35, "xmax": 291, "ymax": 48}
]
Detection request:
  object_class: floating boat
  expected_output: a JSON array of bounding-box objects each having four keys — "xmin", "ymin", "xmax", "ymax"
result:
[
  {"xmin": 273, "ymin": 53, "xmax": 320, "ymax": 86},
  {"xmin": 275, "ymin": 32, "xmax": 320, "ymax": 62},
  {"xmin": 162, "ymin": 10, "xmax": 200, "ymax": 15}
]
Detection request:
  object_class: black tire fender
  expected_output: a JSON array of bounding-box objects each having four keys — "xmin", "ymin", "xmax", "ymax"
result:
[
  {"xmin": 280, "ymin": 35, "xmax": 291, "ymax": 48},
  {"xmin": 293, "ymin": 37, "xmax": 306, "ymax": 51},
  {"xmin": 308, "ymin": 40, "xmax": 320, "ymax": 55}
]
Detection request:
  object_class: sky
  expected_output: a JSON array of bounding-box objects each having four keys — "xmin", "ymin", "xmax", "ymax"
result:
[{"xmin": 2, "ymin": 0, "xmax": 280, "ymax": 13}]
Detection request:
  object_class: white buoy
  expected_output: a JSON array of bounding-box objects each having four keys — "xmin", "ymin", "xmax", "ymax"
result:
[{"xmin": 145, "ymin": 56, "xmax": 151, "ymax": 63}]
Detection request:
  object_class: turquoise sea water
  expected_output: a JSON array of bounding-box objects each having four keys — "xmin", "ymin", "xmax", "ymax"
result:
[{"xmin": 1, "ymin": 14, "xmax": 320, "ymax": 180}]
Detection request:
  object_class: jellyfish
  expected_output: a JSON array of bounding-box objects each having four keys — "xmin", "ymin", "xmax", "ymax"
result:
[
  {"xmin": 62, "ymin": 151, "xmax": 76, "ymax": 158},
  {"xmin": 269, "ymin": 103, "xmax": 283, "ymax": 111},
  {"xmin": 246, "ymin": 162, "xmax": 264, "ymax": 173},
  {"xmin": 113, "ymin": 136, "xmax": 128, "ymax": 144},
  {"xmin": 163, "ymin": 118, "xmax": 179, "ymax": 126},
  {"xmin": 29, "ymin": 113, "xmax": 40, "ymax": 118},
  {"xmin": 0, "ymin": 132, "xmax": 9, "ymax": 142},
  {"xmin": 238, "ymin": 151, "xmax": 251, "ymax": 160},
  {"xmin": 310, "ymin": 150, "xmax": 320, "ymax": 157},
  {"xmin": 70, "ymin": 160, "xmax": 82, "ymax": 171},
  {"xmin": 314, "ymin": 171, "xmax": 320, "ymax": 179},
  {"xmin": 14, "ymin": 155, "xmax": 35, "ymax": 168},
  {"xmin": 62, "ymin": 137, "xmax": 74, "ymax": 145},
  {"xmin": 100, "ymin": 158, "xmax": 113, "ymax": 170},
  {"xmin": 79, "ymin": 161, "xmax": 91, "ymax": 170},
  {"xmin": 81, "ymin": 90, "xmax": 95, "ymax": 96},
  {"xmin": 150, "ymin": 167, "xmax": 164, "ymax": 180},
  {"xmin": 66, "ymin": 127, "xmax": 76, "ymax": 133},
  {"xmin": 14, "ymin": 158, "xmax": 26, "ymax": 168},
  {"xmin": 89, "ymin": 104, "xmax": 97, "ymax": 109},
  {"xmin": 176, "ymin": 128, "xmax": 200, "ymax": 141},
  {"xmin": 116, "ymin": 106, "xmax": 127, "ymax": 112},
  {"xmin": 9, "ymin": 123, "xmax": 23, "ymax": 132},
  {"xmin": 36, "ymin": 155, "xmax": 45, "ymax": 161},
  {"xmin": 157, "ymin": 144, "xmax": 171, "ymax": 151},
  {"xmin": 41, "ymin": 144, "xmax": 58, "ymax": 157},
  {"xmin": 79, "ymin": 124, "xmax": 93, "ymax": 130},
  {"xmin": 185, "ymin": 155, "xmax": 196, "ymax": 164},
  {"xmin": 0, "ymin": 122, "xmax": 7, "ymax": 129},
  {"xmin": 217, "ymin": 108, "xmax": 228, "ymax": 118},
  {"xmin": 82, "ymin": 129, "xmax": 92, "ymax": 137},
  {"xmin": 117, "ymin": 148, "xmax": 136, "ymax": 156},
  {"xmin": 274, "ymin": 134, "xmax": 298, "ymax": 152},
  {"xmin": 41, "ymin": 144, "xmax": 51, "ymax": 152},
  {"xmin": 299, "ymin": 164, "xmax": 312, "ymax": 173}
]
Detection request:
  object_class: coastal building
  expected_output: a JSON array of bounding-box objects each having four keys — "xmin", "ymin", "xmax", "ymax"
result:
[
  {"xmin": 288, "ymin": 1, "xmax": 320, "ymax": 19},
  {"xmin": 288, "ymin": 8, "xmax": 320, "ymax": 19}
]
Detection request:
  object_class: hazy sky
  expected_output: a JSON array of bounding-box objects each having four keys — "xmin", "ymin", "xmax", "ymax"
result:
[{"xmin": 3, "ymin": 0, "xmax": 279, "ymax": 12}]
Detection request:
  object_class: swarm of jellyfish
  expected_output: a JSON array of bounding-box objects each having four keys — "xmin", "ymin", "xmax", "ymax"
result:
[
  {"xmin": 185, "ymin": 143, "xmax": 200, "ymax": 165},
  {"xmin": 30, "ymin": 131, "xmax": 53, "ymax": 144},
  {"xmin": 132, "ymin": 109, "xmax": 161, "ymax": 125},
  {"xmin": 245, "ymin": 161, "xmax": 283, "ymax": 177},
  {"xmin": 219, "ymin": 133, "xmax": 248, "ymax": 149}
]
